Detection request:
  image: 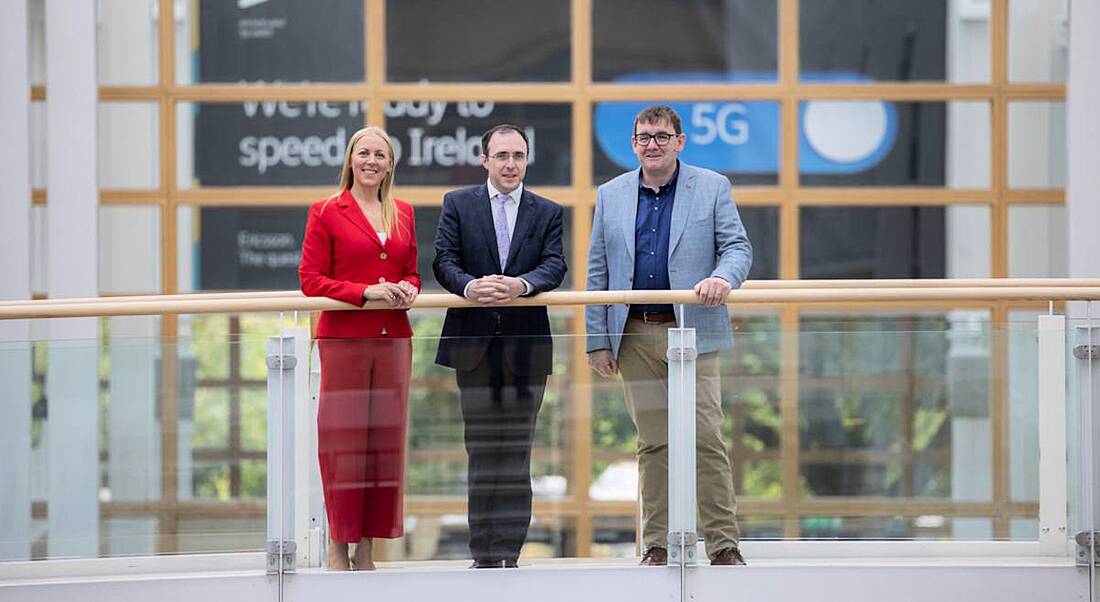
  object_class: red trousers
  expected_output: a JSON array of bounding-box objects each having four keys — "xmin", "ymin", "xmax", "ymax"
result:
[{"xmin": 317, "ymin": 337, "xmax": 411, "ymax": 542}]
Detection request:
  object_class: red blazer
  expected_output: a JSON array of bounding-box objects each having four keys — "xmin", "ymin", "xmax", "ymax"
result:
[{"xmin": 299, "ymin": 190, "xmax": 421, "ymax": 339}]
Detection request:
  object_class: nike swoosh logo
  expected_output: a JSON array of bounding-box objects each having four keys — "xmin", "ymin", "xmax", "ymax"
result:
[{"xmin": 238, "ymin": 0, "xmax": 270, "ymax": 9}]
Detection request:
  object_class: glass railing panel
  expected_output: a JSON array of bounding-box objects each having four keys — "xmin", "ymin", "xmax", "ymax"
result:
[
  {"xmin": 794, "ymin": 310, "xmax": 1003, "ymax": 540},
  {"xmin": 643, "ymin": 307, "xmax": 1067, "ymax": 549},
  {"xmin": 302, "ymin": 316, "xmax": 675, "ymax": 568},
  {"xmin": 0, "ymin": 312, "xmax": 285, "ymax": 568},
  {"xmin": 175, "ymin": 312, "xmax": 292, "ymax": 557},
  {"xmin": 726, "ymin": 311, "xmax": 784, "ymax": 506},
  {"xmin": 1067, "ymin": 309, "xmax": 1099, "ymax": 565}
]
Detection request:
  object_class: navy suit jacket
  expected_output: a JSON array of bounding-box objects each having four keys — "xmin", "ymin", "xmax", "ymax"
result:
[{"xmin": 433, "ymin": 184, "xmax": 567, "ymax": 376}]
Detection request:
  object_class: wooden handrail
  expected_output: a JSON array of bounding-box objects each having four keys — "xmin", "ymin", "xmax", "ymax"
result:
[
  {"xmin": 1, "ymin": 284, "xmax": 1100, "ymax": 320},
  {"xmin": 3, "ymin": 278, "xmax": 1100, "ymax": 309}
]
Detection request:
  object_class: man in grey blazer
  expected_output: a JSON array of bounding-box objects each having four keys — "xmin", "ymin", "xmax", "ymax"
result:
[{"xmin": 585, "ymin": 105, "xmax": 752, "ymax": 566}]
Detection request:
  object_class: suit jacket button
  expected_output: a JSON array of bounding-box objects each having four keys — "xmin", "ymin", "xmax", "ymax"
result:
[
  {"xmin": 378, "ymin": 277, "xmax": 387, "ymax": 283},
  {"xmin": 380, "ymin": 252, "xmax": 387, "ymax": 260}
]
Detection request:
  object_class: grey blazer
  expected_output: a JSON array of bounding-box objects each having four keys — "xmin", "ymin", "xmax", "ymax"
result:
[{"xmin": 585, "ymin": 162, "xmax": 752, "ymax": 357}]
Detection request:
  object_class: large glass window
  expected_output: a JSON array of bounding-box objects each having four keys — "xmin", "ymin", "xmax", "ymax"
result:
[
  {"xmin": 387, "ymin": 0, "xmax": 570, "ymax": 82},
  {"xmin": 593, "ymin": 0, "xmax": 778, "ymax": 83},
  {"xmin": 177, "ymin": 0, "xmax": 365, "ymax": 84},
  {"xmin": 800, "ymin": 101, "xmax": 990, "ymax": 188},
  {"xmin": 800, "ymin": 206, "xmax": 947, "ymax": 279},
  {"xmin": 800, "ymin": 0, "xmax": 956, "ymax": 83},
  {"xmin": 741, "ymin": 207, "xmax": 779, "ymax": 280}
]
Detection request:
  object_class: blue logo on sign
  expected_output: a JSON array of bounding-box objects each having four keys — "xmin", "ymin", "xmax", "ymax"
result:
[{"xmin": 593, "ymin": 73, "xmax": 897, "ymax": 175}]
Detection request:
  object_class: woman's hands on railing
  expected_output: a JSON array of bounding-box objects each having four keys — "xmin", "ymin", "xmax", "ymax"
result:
[{"xmin": 363, "ymin": 281, "xmax": 418, "ymax": 309}]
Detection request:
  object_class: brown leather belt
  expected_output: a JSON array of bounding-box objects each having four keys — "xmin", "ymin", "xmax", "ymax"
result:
[{"xmin": 628, "ymin": 310, "xmax": 676, "ymax": 324}]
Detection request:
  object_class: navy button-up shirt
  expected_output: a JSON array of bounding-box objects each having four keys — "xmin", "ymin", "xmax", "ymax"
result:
[{"xmin": 632, "ymin": 164, "xmax": 678, "ymax": 313}]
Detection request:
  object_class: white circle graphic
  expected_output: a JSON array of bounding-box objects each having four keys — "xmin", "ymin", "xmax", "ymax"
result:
[{"xmin": 803, "ymin": 100, "xmax": 888, "ymax": 164}]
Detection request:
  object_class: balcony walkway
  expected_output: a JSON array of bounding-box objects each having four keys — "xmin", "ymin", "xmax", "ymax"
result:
[{"xmin": 1, "ymin": 554, "xmax": 1087, "ymax": 602}]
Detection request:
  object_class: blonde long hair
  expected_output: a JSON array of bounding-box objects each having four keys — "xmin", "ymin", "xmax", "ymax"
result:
[{"xmin": 334, "ymin": 126, "xmax": 398, "ymax": 235}]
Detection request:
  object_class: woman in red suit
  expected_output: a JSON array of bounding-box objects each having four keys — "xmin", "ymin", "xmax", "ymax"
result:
[{"xmin": 299, "ymin": 126, "xmax": 420, "ymax": 571}]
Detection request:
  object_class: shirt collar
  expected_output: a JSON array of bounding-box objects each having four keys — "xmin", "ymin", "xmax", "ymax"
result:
[
  {"xmin": 487, "ymin": 180, "xmax": 523, "ymax": 204},
  {"xmin": 639, "ymin": 161, "xmax": 680, "ymax": 195}
]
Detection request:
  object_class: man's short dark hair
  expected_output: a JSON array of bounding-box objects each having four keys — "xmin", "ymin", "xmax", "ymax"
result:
[
  {"xmin": 633, "ymin": 105, "xmax": 683, "ymax": 135},
  {"xmin": 481, "ymin": 124, "xmax": 530, "ymax": 156}
]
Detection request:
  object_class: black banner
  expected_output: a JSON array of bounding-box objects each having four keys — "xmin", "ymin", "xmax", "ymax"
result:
[
  {"xmin": 199, "ymin": 207, "xmax": 307, "ymax": 290},
  {"xmin": 197, "ymin": 0, "xmax": 363, "ymax": 83}
]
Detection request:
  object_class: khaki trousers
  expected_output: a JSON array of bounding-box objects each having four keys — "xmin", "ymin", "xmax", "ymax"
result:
[{"xmin": 619, "ymin": 318, "xmax": 741, "ymax": 558}]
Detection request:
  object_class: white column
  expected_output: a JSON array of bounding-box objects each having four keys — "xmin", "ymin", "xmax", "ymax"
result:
[
  {"xmin": 45, "ymin": 0, "xmax": 99, "ymax": 558},
  {"xmin": 1037, "ymin": 315, "xmax": 1068, "ymax": 555},
  {"xmin": 0, "ymin": 0, "xmax": 34, "ymax": 562},
  {"xmin": 1067, "ymin": 1, "xmax": 1100, "ymax": 281}
]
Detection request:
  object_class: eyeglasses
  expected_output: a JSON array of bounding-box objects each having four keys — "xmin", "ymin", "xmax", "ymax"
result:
[
  {"xmin": 633, "ymin": 132, "xmax": 679, "ymax": 146},
  {"xmin": 488, "ymin": 151, "xmax": 528, "ymax": 163}
]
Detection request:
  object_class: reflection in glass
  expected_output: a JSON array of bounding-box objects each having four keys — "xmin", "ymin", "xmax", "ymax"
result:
[
  {"xmin": 800, "ymin": 206, "xmax": 946, "ymax": 279},
  {"xmin": 8, "ymin": 315, "xmax": 276, "ymax": 559},
  {"xmin": 739, "ymin": 207, "xmax": 779, "ymax": 280},
  {"xmin": 387, "ymin": 0, "xmax": 569, "ymax": 82},
  {"xmin": 593, "ymin": 0, "xmax": 778, "ymax": 83},
  {"xmin": 726, "ymin": 313, "xmax": 782, "ymax": 498},
  {"xmin": 395, "ymin": 318, "xmax": 576, "ymax": 561},
  {"xmin": 798, "ymin": 313, "xmax": 993, "ymax": 512},
  {"xmin": 800, "ymin": 0, "xmax": 951, "ymax": 83},
  {"xmin": 800, "ymin": 517, "xmax": 993, "ymax": 540}
]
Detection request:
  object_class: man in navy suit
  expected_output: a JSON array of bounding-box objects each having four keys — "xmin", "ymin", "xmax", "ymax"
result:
[{"xmin": 433, "ymin": 124, "xmax": 567, "ymax": 568}]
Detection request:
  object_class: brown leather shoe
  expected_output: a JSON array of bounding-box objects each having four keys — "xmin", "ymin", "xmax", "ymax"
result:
[
  {"xmin": 640, "ymin": 546, "xmax": 668, "ymax": 566},
  {"xmin": 710, "ymin": 547, "xmax": 746, "ymax": 566}
]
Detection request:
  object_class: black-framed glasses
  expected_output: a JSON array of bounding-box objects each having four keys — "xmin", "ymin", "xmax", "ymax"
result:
[{"xmin": 633, "ymin": 132, "xmax": 678, "ymax": 146}]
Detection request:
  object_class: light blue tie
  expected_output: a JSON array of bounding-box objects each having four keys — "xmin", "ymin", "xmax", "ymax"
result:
[{"xmin": 493, "ymin": 194, "xmax": 512, "ymax": 271}]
